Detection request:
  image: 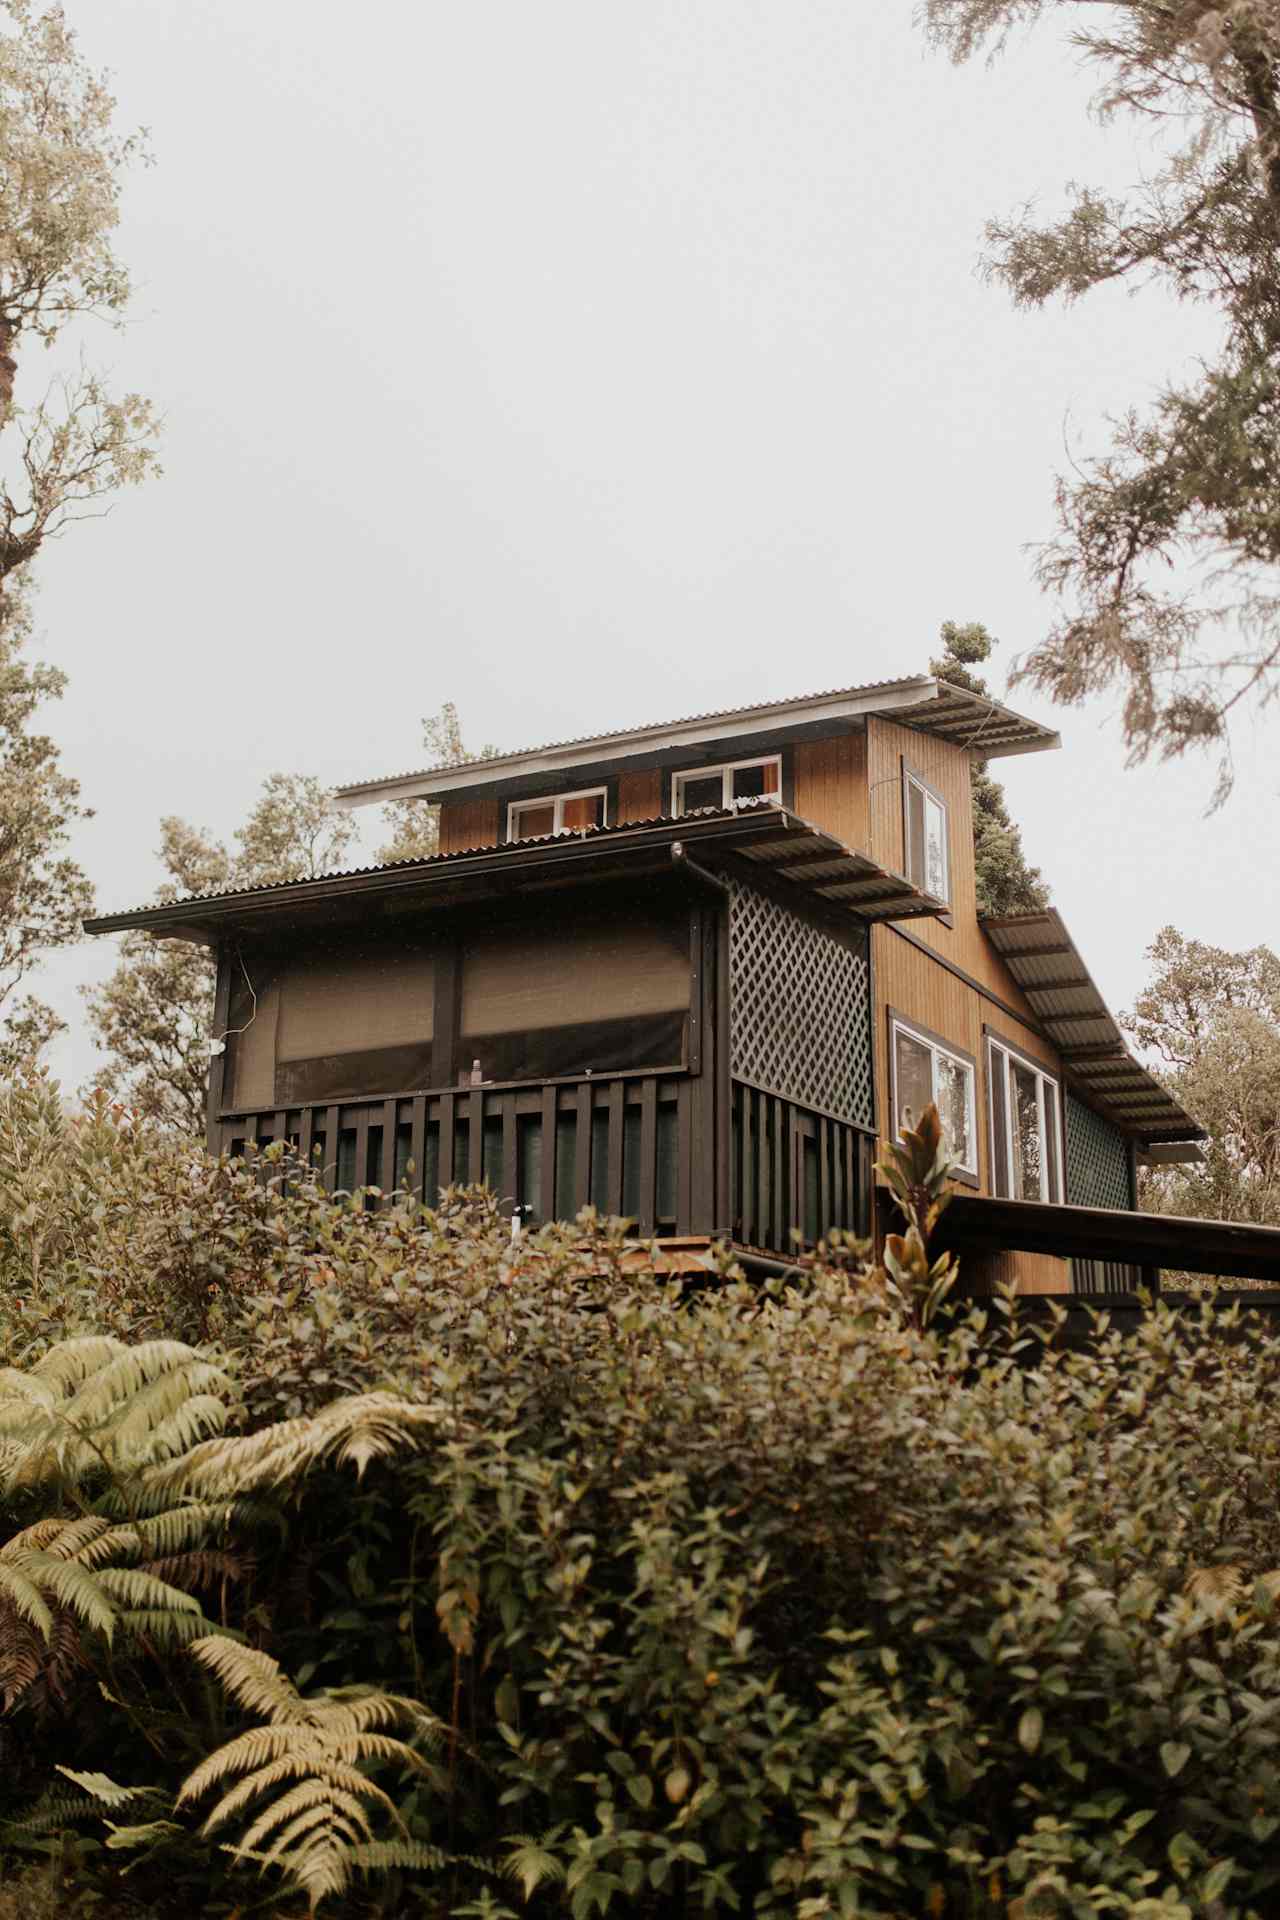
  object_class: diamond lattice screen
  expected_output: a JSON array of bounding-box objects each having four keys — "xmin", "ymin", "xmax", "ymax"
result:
[
  {"xmin": 1066, "ymin": 1095, "xmax": 1133, "ymax": 1211},
  {"xmin": 728, "ymin": 880, "xmax": 873, "ymax": 1128}
]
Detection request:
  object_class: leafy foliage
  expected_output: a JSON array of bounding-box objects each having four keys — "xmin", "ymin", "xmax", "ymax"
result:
[
  {"xmin": 1126, "ymin": 927, "xmax": 1280, "ymax": 1245},
  {"xmin": 931, "ymin": 620, "xmax": 1050, "ymax": 916},
  {"xmin": 376, "ymin": 700, "xmax": 499, "ymax": 864},
  {"xmin": 4, "ymin": 1101, "xmax": 1280, "ymax": 1912},
  {"xmin": 924, "ymin": 0, "xmax": 1280, "ymax": 797}
]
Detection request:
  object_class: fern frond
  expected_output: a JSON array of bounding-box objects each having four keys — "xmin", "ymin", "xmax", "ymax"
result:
[
  {"xmin": 187, "ymin": 1636, "xmax": 311, "ymax": 1722},
  {"xmin": 0, "ymin": 1561, "xmax": 55, "ymax": 1640},
  {"xmin": 119, "ymin": 1606, "xmax": 215, "ymax": 1648},
  {"xmin": 96, "ymin": 1567, "xmax": 204, "ymax": 1614},
  {"xmin": 148, "ymin": 1392, "xmax": 439, "ymax": 1497},
  {"xmin": 180, "ymin": 1637, "xmax": 440, "ymax": 1912},
  {"xmin": 56, "ymin": 1767, "xmax": 156, "ymax": 1810}
]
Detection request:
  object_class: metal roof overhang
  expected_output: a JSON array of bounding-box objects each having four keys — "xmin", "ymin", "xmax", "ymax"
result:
[
  {"xmin": 981, "ymin": 909, "xmax": 1205, "ymax": 1149},
  {"xmin": 333, "ymin": 677, "xmax": 1060, "ymax": 809},
  {"xmin": 84, "ymin": 806, "xmax": 948, "ymax": 945}
]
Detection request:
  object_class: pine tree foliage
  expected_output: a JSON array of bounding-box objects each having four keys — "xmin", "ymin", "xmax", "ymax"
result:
[
  {"xmin": 179, "ymin": 1637, "xmax": 444, "ymax": 1912},
  {"xmin": 924, "ymin": 0, "xmax": 1280, "ymax": 796},
  {"xmin": 930, "ymin": 621, "xmax": 1050, "ymax": 916}
]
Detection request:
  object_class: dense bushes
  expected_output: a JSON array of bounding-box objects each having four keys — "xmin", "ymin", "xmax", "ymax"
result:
[{"xmin": 4, "ymin": 1080, "xmax": 1280, "ymax": 1915}]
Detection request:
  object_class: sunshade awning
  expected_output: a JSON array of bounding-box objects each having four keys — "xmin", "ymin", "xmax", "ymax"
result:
[{"xmin": 981, "ymin": 910, "xmax": 1204, "ymax": 1146}]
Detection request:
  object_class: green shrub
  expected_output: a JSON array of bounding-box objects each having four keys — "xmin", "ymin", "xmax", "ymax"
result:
[{"xmin": 3, "ymin": 1092, "xmax": 1280, "ymax": 1914}]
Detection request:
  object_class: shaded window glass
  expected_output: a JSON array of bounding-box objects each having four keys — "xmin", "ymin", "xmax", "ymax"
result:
[
  {"xmin": 924, "ymin": 793, "xmax": 947, "ymax": 899},
  {"xmin": 894, "ymin": 1028, "xmax": 933, "ymax": 1139},
  {"xmin": 990, "ymin": 1049, "xmax": 1010, "ymax": 1197},
  {"xmin": 562, "ymin": 792, "xmax": 605, "ymax": 831},
  {"xmin": 905, "ymin": 782, "xmax": 926, "ymax": 889},
  {"xmin": 935, "ymin": 1052, "xmax": 971, "ymax": 1171},
  {"xmin": 678, "ymin": 774, "xmax": 724, "ymax": 813},
  {"xmin": 732, "ymin": 760, "xmax": 780, "ymax": 801},
  {"xmin": 511, "ymin": 802, "xmax": 556, "ymax": 840},
  {"xmin": 1012, "ymin": 1059, "xmax": 1042, "ymax": 1200}
]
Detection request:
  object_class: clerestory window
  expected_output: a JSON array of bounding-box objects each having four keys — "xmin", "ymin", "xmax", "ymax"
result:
[
  {"xmin": 507, "ymin": 788, "xmax": 607, "ymax": 841},
  {"xmin": 673, "ymin": 755, "xmax": 781, "ymax": 816}
]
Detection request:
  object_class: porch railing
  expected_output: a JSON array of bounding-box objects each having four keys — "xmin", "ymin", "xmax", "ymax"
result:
[
  {"xmin": 216, "ymin": 1071, "xmax": 690, "ymax": 1235},
  {"xmin": 731, "ymin": 1080, "xmax": 875, "ymax": 1255}
]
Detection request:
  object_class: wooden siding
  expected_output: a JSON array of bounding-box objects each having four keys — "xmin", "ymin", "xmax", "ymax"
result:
[
  {"xmin": 871, "ymin": 915, "xmax": 1069, "ymax": 1296},
  {"xmin": 865, "ymin": 715, "xmax": 1048, "ymax": 1023},
  {"xmin": 617, "ymin": 769, "xmax": 664, "ymax": 823},
  {"xmin": 438, "ymin": 797, "xmax": 501, "ymax": 855},
  {"xmin": 793, "ymin": 734, "xmax": 869, "ymax": 850}
]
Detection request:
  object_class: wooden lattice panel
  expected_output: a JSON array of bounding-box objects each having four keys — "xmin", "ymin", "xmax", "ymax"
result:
[
  {"xmin": 1066, "ymin": 1095, "xmax": 1133, "ymax": 1211},
  {"xmin": 728, "ymin": 880, "xmax": 873, "ymax": 1129}
]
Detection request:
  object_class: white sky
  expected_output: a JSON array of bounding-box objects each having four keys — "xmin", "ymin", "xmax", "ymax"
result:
[{"xmin": 21, "ymin": 0, "xmax": 1280, "ymax": 1094}]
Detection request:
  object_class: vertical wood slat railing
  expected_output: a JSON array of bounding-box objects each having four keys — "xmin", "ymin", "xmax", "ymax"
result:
[
  {"xmin": 216, "ymin": 1072, "xmax": 689, "ymax": 1235},
  {"xmin": 731, "ymin": 1080, "xmax": 874, "ymax": 1256}
]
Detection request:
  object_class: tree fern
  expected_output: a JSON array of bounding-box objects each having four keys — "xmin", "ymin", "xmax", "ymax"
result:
[
  {"xmin": 178, "ymin": 1635, "xmax": 447, "ymax": 1911},
  {"xmin": 146, "ymin": 1390, "xmax": 439, "ymax": 1499},
  {"xmin": 0, "ymin": 1336, "xmax": 232, "ymax": 1492}
]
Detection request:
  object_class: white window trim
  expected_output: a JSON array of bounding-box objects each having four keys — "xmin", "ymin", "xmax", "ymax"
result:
[
  {"xmin": 672, "ymin": 755, "xmax": 782, "ymax": 816},
  {"xmin": 507, "ymin": 787, "xmax": 609, "ymax": 842},
  {"xmin": 889, "ymin": 1014, "xmax": 978, "ymax": 1179},
  {"xmin": 987, "ymin": 1036, "xmax": 1063, "ymax": 1203},
  {"xmin": 903, "ymin": 766, "xmax": 950, "ymax": 904}
]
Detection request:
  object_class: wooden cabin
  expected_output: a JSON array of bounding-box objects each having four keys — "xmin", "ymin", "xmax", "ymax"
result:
[{"xmin": 87, "ymin": 675, "xmax": 1223, "ymax": 1294}]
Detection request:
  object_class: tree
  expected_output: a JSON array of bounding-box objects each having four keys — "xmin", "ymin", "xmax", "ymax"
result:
[
  {"xmin": 1125, "ymin": 926, "xmax": 1280, "ymax": 1229},
  {"xmin": 0, "ymin": 581, "xmax": 92, "ymax": 1068},
  {"xmin": 0, "ymin": 1, "xmax": 157, "ymax": 587},
  {"xmin": 85, "ymin": 780, "xmax": 357, "ymax": 1132},
  {"xmin": 0, "ymin": 3, "xmax": 159, "ymax": 1064},
  {"xmin": 377, "ymin": 701, "xmax": 497, "ymax": 863},
  {"xmin": 930, "ymin": 619, "xmax": 1050, "ymax": 916},
  {"xmin": 925, "ymin": 1, "xmax": 1280, "ymax": 799}
]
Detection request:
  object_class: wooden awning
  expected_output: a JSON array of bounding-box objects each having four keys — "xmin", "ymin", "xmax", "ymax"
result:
[
  {"xmin": 84, "ymin": 805, "xmax": 948, "ymax": 943},
  {"xmin": 981, "ymin": 909, "xmax": 1203, "ymax": 1147}
]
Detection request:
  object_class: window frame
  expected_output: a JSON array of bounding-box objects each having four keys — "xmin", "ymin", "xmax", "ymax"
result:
[
  {"xmin": 887, "ymin": 1007, "xmax": 978, "ymax": 1186},
  {"xmin": 672, "ymin": 754, "xmax": 782, "ymax": 817},
  {"xmin": 984, "ymin": 1027, "xmax": 1064, "ymax": 1204},
  {"xmin": 506, "ymin": 786, "xmax": 609, "ymax": 843},
  {"xmin": 901, "ymin": 760, "xmax": 950, "ymax": 905}
]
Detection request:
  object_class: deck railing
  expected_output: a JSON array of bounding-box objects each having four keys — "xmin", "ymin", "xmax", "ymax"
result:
[
  {"xmin": 217, "ymin": 1070, "xmax": 690, "ymax": 1234},
  {"xmin": 731, "ymin": 1080, "xmax": 875, "ymax": 1254}
]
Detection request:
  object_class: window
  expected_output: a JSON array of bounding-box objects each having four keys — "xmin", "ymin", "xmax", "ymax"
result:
[
  {"xmin": 673, "ymin": 756, "xmax": 781, "ymax": 816},
  {"xmin": 889, "ymin": 1013, "xmax": 977, "ymax": 1180},
  {"xmin": 902, "ymin": 765, "xmax": 949, "ymax": 902},
  {"xmin": 507, "ymin": 788, "xmax": 607, "ymax": 841},
  {"xmin": 987, "ymin": 1035, "xmax": 1062, "ymax": 1202}
]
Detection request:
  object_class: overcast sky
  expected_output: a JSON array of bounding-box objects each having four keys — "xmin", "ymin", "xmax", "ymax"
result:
[{"xmin": 23, "ymin": 0, "xmax": 1279, "ymax": 1094}]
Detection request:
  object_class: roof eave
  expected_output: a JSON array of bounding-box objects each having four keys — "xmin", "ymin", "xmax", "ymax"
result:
[{"xmin": 332, "ymin": 678, "xmax": 944, "ymax": 809}]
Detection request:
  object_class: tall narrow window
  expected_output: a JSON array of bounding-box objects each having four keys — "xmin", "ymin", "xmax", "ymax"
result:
[
  {"xmin": 508, "ymin": 788, "xmax": 607, "ymax": 841},
  {"xmin": 987, "ymin": 1036, "xmax": 1062, "ymax": 1202},
  {"xmin": 903, "ymin": 766, "xmax": 949, "ymax": 902},
  {"xmin": 889, "ymin": 1014, "xmax": 976, "ymax": 1180}
]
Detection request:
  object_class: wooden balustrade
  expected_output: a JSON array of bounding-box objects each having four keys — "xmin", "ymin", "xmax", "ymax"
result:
[
  {"xmin": 216, "ymin": 1071, "xmax": 688, "ymax": 1235},
  {"xmin": 731, "ymin": 1081, "xmax": 875, "ymax": 1254}
]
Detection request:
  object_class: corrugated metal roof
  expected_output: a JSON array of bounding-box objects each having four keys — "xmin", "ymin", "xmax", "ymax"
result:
[
  {"xmin": 84, "ymin": 801, "xmax": 948, "ymax": 935},
  {"xmin": 333, "ymin": 675, "xmax": 1060, "ymax": 804},
  {"xmin": 981, "ymin": 910, "xmax": 1204, "ymax": 1146}
]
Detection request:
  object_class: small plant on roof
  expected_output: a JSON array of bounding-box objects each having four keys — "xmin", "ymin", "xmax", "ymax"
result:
[{"xmin": 876, "ymin": 1101, "xmax": 960, "ymax": 1329}]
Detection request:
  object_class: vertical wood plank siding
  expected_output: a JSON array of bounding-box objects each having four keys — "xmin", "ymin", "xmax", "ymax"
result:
[
  {"xmin": 438, "ymin": 798, "xmax": 502, "ymax": 854},
  {"xmin": 792, "ymin": 734, "xmax": 869, "ymax": 852},
  {"xmin": 616, "ymin": 770, "xmax": 664, "ymax": 822}
]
